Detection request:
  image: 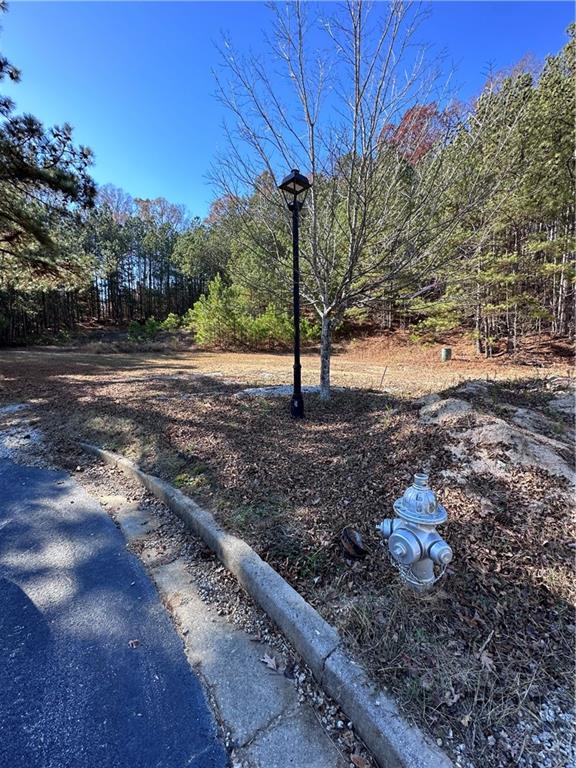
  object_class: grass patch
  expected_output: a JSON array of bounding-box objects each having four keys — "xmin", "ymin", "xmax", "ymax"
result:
[
  {"xmin": 173, "ymin": 471, "xmax": 209, "ymax": 490},
  {"xmin": 229, "ymin": 499, "xmax": 286, "ymax": 531}
]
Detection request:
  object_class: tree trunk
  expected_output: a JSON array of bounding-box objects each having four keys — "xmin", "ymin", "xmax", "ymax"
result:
[
  {"xmin": 475, "ymin": 281, "xmax": 483, "ymax": 354},
  {"xmin": 320, "ymin": 314, "xmax": 331, "ymax": 400}
]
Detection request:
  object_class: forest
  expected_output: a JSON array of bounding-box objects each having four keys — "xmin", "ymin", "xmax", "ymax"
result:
[{"xmin": 0, "ymin": 2, "xmax": 573, "ymax": 382}]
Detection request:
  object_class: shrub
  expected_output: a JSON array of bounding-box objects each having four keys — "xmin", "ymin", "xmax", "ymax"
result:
[
  {"xmin": 300, "ymin": 316, "xmax": 321, "ymax": 343},
  {"xmin": 127, "ymin": 320, "xmax": 142, "ymax": 340},
  {"xmin": 182, "ymin": 307, "xmax": 195, "ymax": 331},
  {"xmin": 188, "ymin": 275, "xmax": 321, "ymax": 349},
  {"xmin": 249, "ymin": 304, "xmax": 293, "ymax": 346},
  {"xmin": 186, "ymin": 274, "xmax": 241, "ymax": 345},
  {"xmin": 161, "ymin": 312, "xmax": 181, "ymax": 331},
  {"xmin": 128, "ymin": 316, "xmax": 161, "ymax": 341},
  {"xmin": 145, "ymin": 317, "xmax": 162, "ymax": 338}
]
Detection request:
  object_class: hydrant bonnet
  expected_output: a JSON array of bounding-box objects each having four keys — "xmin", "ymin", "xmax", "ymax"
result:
[{"xmin": 392, "ymin": 472, "xmax": 447, "ymax": 526}]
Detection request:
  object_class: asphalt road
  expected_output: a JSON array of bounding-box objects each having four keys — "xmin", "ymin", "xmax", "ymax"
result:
[{"xmin": 0, "ymin": 458, "xmax": 228, "ymax": 768}]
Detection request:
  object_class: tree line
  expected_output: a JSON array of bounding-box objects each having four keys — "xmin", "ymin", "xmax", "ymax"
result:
[
  {"xmin": 0, "ymin": 1, "xmax": 205, "ymax": 344},
  {"xmin": 0, "ymin": 186, "xmax": 207, "ymax": 344},
  {"xmin": 0, "ymin": 2, "xmax": 573, "ymax": 397}
]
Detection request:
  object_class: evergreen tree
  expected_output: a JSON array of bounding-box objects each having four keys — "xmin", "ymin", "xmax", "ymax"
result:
[{"xmin": 0, "ymin": 1, "xmax": 96, "ymax": 287}]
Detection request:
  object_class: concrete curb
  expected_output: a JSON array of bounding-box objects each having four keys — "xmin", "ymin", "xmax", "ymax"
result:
[{"xmin": 81, "ymin": 443, "xmax": 454, "ymax": 768}]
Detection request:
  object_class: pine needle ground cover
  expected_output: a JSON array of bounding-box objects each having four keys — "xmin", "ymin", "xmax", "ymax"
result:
[{"xmin": 0, "ymin": 336, "xmax": 573, "ymax": 768}]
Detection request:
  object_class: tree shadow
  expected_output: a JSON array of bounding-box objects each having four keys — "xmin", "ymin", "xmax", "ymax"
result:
[
  {"xmin": 1, "ymin": 354, "xmax": 573, "ymax": 763},
  {"xmin": 0, "ymin": 459, "xmax": 228, "ymax": 768}
]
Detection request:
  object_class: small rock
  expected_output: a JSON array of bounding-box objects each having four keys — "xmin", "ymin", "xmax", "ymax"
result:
[{"xmin": 419, "ymin": 398, "xmax": 473, "ymax": 425}]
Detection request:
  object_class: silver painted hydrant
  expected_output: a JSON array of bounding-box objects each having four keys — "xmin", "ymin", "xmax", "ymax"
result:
[{"xmin": 377, "ymin": 473, "xmax": 453, "ymax": 592}]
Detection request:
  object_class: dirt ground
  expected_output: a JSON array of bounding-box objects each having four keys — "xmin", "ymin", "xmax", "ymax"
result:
[
  {"xmin": 60, "ymin": 329, "xmax": 575, "ymax": 394},
  {"xmin": 0, "ymin": 333, "xmax": 573, "ymax": 768}
]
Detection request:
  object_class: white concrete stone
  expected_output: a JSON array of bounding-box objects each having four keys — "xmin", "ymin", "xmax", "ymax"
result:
[{"xmin": 152, "ymin": 558, "xmax": 346, "ymax": 766}]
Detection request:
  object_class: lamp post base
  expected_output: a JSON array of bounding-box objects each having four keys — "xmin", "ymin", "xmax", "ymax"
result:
[{"xmin": 290, "ymin": 392, "xmax": 305, "ymax": 419}]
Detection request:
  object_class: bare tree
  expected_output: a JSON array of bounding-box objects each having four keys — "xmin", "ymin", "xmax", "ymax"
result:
[{"xmin": 211, "ymin": 0, "xmax": 519, "ymax": 398}]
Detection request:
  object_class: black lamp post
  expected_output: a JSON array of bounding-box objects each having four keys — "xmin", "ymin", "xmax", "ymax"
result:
[{"xmin": 278, "ymin": 168, "xmax": 312, "ymax": 419}]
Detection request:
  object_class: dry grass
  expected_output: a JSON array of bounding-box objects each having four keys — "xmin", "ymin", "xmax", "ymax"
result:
[{"xmin": 4, "ymin": 329, "xmax": 571, "ymax": 397}]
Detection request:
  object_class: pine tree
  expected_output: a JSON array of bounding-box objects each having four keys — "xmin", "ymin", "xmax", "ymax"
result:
[{"xmin": 0, "ymin": 2, "xmax": 96, "ymax": 287}]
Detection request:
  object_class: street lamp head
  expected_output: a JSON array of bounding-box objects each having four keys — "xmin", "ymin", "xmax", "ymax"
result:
[{"xmin": 278, "ymin": 168, "xmax": 312, "ymax": 208}]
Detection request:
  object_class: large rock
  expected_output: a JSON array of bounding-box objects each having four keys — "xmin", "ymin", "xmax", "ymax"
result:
[
  {"xmin": 455, "ymin": 417, "xmax": 574, "ymax": 483},
  {"xmin": 419, "ymin": 397, "xmax": 473, "ymax": 424},
  {"xmin": 414, "ymin": 393, "xmax": 441, "ymax": 407},
  {"xmin": 549, "ymin": 392, "xmax": 575, "ymax": 418},
  {"xmin": 455, "ymin": 381, "xmax": 491, "ymax": 398},
  {"xmin": 497, "ymin": 404, "xmax": 573, "ymax": 444},
  {"xmin": 420, "ymin": 388, "xmax": 575, "ymax": 486}
]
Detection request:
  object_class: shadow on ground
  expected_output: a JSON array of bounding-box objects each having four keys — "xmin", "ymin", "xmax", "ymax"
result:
[
  {"xmin": 0, "ymin": 351, "xmax": 573, "ymax": 768},
  {"xmin": 0, "ymin": 458, "xmax": 227, "ymax": 768}
]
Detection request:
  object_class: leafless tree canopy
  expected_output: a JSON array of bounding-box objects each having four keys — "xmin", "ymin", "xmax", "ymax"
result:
[{"xmin": 211, "ymin": 0, "xmax": 524, "ymax": 397}]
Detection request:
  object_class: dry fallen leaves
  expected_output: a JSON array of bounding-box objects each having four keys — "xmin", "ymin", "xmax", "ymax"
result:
[
  {"xmin": 260, "ymin": 653, "xmax": 279, "ymax": 672},
  {"xmin": 260, "ymin": 652, "xmax": 292, "ymax": 677},
  {"xmin": 350, "ymin": 754, "xmax": 370, "ymax": 768},
  {"xmin": 2, "ymin": 346, "xmax": 573, "ymax": 768},
  {"xmin": 479, "ymin": 650, "xmax": 496, "ymax": 674}
]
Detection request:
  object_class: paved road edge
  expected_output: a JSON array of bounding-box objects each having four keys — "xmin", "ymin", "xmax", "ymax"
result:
[{"xmin": 81, "ymin": 442, "xmax": 454, "ymax": 768}]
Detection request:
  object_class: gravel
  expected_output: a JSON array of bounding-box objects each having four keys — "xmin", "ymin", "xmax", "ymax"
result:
[{"xmin": 0, "ymin": 404, "xmax": 49, "ymax": 467}]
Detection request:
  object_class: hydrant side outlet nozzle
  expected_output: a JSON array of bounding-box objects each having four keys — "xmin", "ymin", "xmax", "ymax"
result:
[
  {"xmin": 388, "ymin": 528, "xmax": 422, "ymax": 565},
  {"xmin": 428, "ymin": 538, "xmax": 453, "ymax": 565},
  {"xmin": 376, "ymin": 518, "xmax": 398, "ymax": 539},
  {"xmin": 377, "ymin": 473, "xmax": 453, "ymax": 591}
]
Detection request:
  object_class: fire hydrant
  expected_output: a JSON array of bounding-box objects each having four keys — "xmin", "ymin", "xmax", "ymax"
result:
[{"xmin": 377, "ymin": 472, "xmax": 453, "ymax": 592}]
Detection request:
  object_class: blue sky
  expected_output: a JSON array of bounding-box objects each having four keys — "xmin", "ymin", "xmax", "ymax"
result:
[{"xmin": 1, "ymin": 1, "xmax": 572, "ymax": 218}]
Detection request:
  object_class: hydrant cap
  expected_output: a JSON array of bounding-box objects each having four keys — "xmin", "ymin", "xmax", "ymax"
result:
[{"xmin": 393, "ymin": 472, "xmax": 447, "ymax": 525}]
